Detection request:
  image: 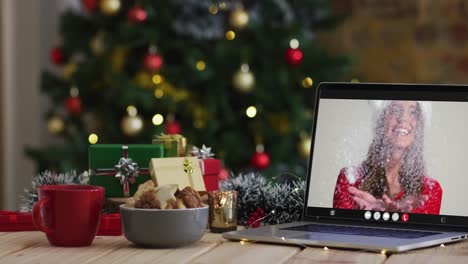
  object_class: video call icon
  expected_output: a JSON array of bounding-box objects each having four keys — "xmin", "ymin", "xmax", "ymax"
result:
[
  {"xmin": 382, "ymin": 212, "xmax": 390, "ymax": 221},
  {"xmin": 373, "ymin": 212, "xmax": 381, "ymax": 220},
  {"xmin": 364, "ymin": 211, "xmax": 372, "ymax": 220},
  {"xmin": 402, "ymin": 213, "xmax": 409, "ymax": 222}
]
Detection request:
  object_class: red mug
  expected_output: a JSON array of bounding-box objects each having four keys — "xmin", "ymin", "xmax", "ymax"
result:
[{"xmin": 33, "ymin": 185, "xmax": 105, "ymax": 247}]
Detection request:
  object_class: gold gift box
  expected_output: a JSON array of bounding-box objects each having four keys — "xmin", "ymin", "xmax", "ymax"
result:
[
  {"xmin": 149, "ymin": 157, "xmax": 206, "ymax": 192},
  {"xmin": 152, "ymin": 133, "xmax": 187, "ymax": 157}
]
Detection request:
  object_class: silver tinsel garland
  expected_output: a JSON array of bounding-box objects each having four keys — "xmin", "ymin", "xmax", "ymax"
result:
[
  {"xmin": 19, "ymin": 170, "xmax": 89, "ymax": 212},
  {"xmin": 263, "ymin": 180, "xmax": 305, "ymax": 225},
  {"xmin": 220, "ymin": 172, "xmax": 305, "ymax": 226},
  {"xmin": 220, "ymin": 172, "xmax": 269, "ymax": 224}
]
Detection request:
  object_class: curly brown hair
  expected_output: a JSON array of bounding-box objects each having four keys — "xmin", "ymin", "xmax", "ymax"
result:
[{"xmin": 359, "ymin": 102, "xmax": 426, "ymax": 198}]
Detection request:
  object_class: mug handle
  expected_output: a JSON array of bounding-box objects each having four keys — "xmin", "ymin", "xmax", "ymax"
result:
[{"xmin": 33, "ymin": 199, "xmax": 53, "ymax": 234}]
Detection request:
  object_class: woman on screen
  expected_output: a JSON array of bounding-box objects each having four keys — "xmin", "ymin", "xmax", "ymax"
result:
[{"xmin": 333, "ymin": 100, "xmax": 442, "ymax": 214}]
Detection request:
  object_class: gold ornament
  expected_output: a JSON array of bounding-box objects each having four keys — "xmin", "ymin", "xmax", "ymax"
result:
[
  {"xmin": 100, "ymin": 0, "xmax": 121, "ymax": 15},
  {"xmin": 90, "ymin": 33, "xmax": 105, "ymax": 56},
  {"xmin": 152, "ymin": 74, "xmax": 163, "ymax": 85},
  {"xmin": 47, "ymin": 116, "xmax": 65, "ymax": 135},
  {"xmin": 173, "ymin": 89, "xmax": 189, "ymax": 102},
  {"xmin": 270, "ymin": 113, "xmax": 290, "ymax": 134},
  {"xmin": 304, "ymin": 109, "xmax": 314, "ymax": 120},
  {"xmin": 225, "ymin": 30, "xmax": 236, "ymax": 40},
  {"xmin": 232, "ymin": 64, "xmax": 254, "ymax": 93},
  {"xmin": 298, "ymin": 136, "xmax": 312, "ymax": 159},
  {"xmin": 196, "ymin": 60, "xmax": 206, "ymax": 71},
  {"xmin": 121, "ymin": 114, "xmax": 143, "ymax": 136},
  {"xmin": 218, "ymin": 2, "xmax": 227, "ymax": 10},
  {"xmin": 193, "ymin": 106, "xmax": 208, "ymax": 128},
  {"xmin": 63, "ymin": 62, "xmax": 78, "ymax": 80},
  {"xmin": 229, "ymin": 8, "xmax": 249, "ymax": 30},
  {"xmin": 302, "ymin": 77, "xmax": 313, "ymax": 88},
  {"xmin": 134, "ymin": 71, "xmax": 152, "ymax": 89},
  {"xmin": 154, "ymin": 88, "xmax": 164, "ymax": 98},
  {"xmin": 208, "ymin": 5, "xmax": 218, "ymax": 15},
  {"xmin": 193, "ymin": 119, "xmax": 205, "ymax": 129},
  {"xmin": 110, "ymin": 47, "xmax": 127, "ymax": 72}
]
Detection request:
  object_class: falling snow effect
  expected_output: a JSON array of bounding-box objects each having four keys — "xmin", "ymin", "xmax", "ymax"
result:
[
  {"xmin": 333, "ymin": 101, "xmax": 443, "ymax": 214},
  {"xmin": 360, "ymin": 101, "xmax": 427, "ymax": 197},
  {"xmin": 345, "ymin": 166, "xmax": 357, "ymax": 185}
]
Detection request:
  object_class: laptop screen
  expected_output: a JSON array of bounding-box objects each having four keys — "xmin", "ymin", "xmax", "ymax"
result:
[{"xmin": 305, "ymin": 83, "xmax": 468, "ymax": 227}]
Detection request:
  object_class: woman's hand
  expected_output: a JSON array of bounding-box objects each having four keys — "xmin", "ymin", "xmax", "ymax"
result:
[
  {"xmin": 348, "ymin": 186, "xmax": 429, "ymax": 212},
  {"xmin": 348, "ymin": 187, "xmax": 385, "ymax": 210},
  {"xmin": 382, "ymin": 194, "xmax": 428, "ymax": 212}
]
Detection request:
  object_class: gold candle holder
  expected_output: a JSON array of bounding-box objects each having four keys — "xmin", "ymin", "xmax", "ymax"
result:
[{"xmin": 208, "ymin": 190, "xmax": 238, "ymax": 233}]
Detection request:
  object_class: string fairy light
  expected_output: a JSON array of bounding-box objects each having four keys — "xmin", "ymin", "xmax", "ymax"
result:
[
  {"xmin": 152, "ymin": 74, "xmax": 163, "ymax": 85},
  {"xmin": 152, "ymin": 114, "xmax": 164, "ymax": 126},
  {"xmin": 246, "ymin": 106, "xmax": 257, "ymax": 118},
  {"xmin": 289, "ymin": 38, "xmax": 299, "ymax": 49},
  {"xmin": 88, "ymin": 133, "xmax": 98, "ymax": 144},
  {"xmin": 225, "ymin": 30, "xmax": 236, "ymax": 40}
]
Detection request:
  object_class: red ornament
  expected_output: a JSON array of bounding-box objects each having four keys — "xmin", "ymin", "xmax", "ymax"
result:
[
  {"xmin": 165, "ymin": 120, "xmax": 181, "ymax": 135},
  {"xmin": 65, "ymin": 96, "xmax": 83, "ymax": 115},
  {"xmin": 285, "ymin": 47, "xmax": 303, "ymax": 66},
  {"xmin": 50, "ymin": 47, "xmax": 64, "ymax": 65},
  {"xmin": 246, "ymin": 208, "xmax": 265, "ymax": 228},
  {"xmin": 82, "ymin": 0, "xmax": 98, "ymax": 12},
  {"xmin": 143, "ymin": 53, "xmax": 163, "ymax": 72},
  {"xmin": 128, "ymin": 6, "xmax": 147, "ymax": 23},
  {"xmin": 218, "ymin": 168, "xmax": 230, "ymax": 181},
  {"xmin": 250, "ymin": 151, "xmax": 270, "ymax": 170}
]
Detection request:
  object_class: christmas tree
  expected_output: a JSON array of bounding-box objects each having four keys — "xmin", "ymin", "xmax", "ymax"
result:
[{"xmin": 27, "ymin": 0, "xmax": 349, "ymax": 177}]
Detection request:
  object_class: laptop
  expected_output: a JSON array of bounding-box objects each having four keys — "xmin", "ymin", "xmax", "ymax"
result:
[{"xmin": 223, "ymin": 82, "xmax": 468, "ymax": 252}]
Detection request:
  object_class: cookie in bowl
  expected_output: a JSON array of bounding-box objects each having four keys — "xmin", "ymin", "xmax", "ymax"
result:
[{"xmin": 120, "ymin": 181, "xmax": 208, "ymax": 247}]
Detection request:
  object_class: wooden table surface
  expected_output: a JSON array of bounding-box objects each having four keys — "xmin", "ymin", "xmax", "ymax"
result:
[{"xmin": 0, "ymin": 231, "xmax": 467, "ymax": 263}]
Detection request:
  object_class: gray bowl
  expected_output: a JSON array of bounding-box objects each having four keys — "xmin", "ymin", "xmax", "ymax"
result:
[{"xmin": 120, "ymin": 204, "xmax": 209, "ymax": 248}]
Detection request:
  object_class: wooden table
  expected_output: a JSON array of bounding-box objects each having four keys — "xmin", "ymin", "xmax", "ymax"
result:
[{"xmin": 0, "ymin": 231, "xmax": 467, "ymax": 263}]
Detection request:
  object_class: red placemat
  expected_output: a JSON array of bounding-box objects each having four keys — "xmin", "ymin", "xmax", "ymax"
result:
[
  {"xmin": 97, "ymin": 213, "xmax": 122, "ymax": 236},
  {"xmin": 0, "ymin": 211, "xmax": 122, "ymax": 235},
  {"xmin": 0, "ymin": 211, "xmax": 36, "ymax": 231}
]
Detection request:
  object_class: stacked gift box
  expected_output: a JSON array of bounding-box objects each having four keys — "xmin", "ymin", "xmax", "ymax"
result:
[
  {"xmin": 89, "ymin": 144, "xmax": 164, "ymax": 198},
  {"xmin": 152, "ymin": 134, "xmax": 221, "ymax": 192},
  {"xmin": 88, "ymin": 133, "xmax": 221, "ymax": 205},
  {"xmin": 196, "ymin": 151, "xmax": 221, "ymax": 192}
]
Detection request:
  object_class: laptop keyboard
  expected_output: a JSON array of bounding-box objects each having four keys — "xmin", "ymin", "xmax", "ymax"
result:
[{"xmin": 281, "ymin": 224, "xmax": 440, "ymax": 239}]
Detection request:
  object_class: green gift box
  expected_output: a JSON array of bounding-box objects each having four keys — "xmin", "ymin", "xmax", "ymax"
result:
[
  {"xmin": 89, "ymin": 144, "xmax": 164, "ymax": 198},
  {"xmin": 152, "ymin": 133, "xmax": 187, "ymax": 157}
]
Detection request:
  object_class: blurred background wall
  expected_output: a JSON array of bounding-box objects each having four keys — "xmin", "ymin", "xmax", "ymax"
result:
[
  {"xmin": 0, "ymin": 2, "xmax": 3, "ymax": 209},
  {"xmin": 326, "ymin": 0, "xmax": 468, "ymax": 83},
  {"xmin": 1, "ymin": 0, "xmax": 69, "ymax": 209}
]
